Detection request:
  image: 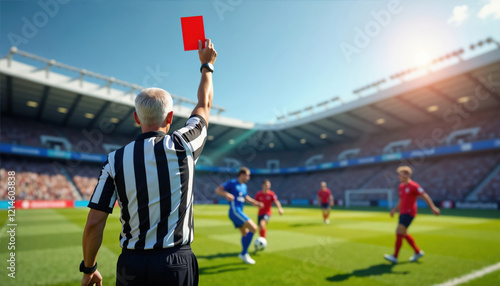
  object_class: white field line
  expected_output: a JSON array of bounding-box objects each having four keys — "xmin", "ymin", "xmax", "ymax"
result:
[{"xmin": 433, "ymin": 262, "xmax": 500, "ymax": 286}]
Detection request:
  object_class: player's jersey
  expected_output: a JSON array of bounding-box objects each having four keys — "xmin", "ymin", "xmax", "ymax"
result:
[
  {"xmin": 222, "ymin": 179, "xmax": 247, "ymax": 211},
  {"xmin": 399, "ymin": 180, "xmax": 425, "ymax": 216},
  {"xmin": 255, "ymin": 190, "xmax": 278, "ymax": 216},
  {"xmin": 317, "ymin": 188, "xmax": 332, "ymax": 204}
]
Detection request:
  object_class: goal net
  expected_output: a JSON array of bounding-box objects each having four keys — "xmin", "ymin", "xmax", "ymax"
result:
[{"xmin": 345, "ymin": 189, "xmax": 394, "ymax": 209}]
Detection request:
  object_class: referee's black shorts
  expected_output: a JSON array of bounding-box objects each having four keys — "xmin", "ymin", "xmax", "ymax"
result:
[{"xmin": 116, "ymin": 245, "xmax": 198, "ymax": 286}]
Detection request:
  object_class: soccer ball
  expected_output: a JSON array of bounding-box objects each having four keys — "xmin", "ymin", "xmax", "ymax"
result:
[{"xmin": 254, "ymin": 237, "xmax": 267, "ymax": 251}]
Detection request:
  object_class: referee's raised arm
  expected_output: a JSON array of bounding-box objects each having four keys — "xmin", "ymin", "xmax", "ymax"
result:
[{"xmin": 192, "ymin": 38, "xmax": 217, "ymax": 125}]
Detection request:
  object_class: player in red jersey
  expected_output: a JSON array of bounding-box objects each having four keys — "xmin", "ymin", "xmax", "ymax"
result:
[
  {"xmin": 254, "ymin": 179, "xmax": 284, "ymax": 240},
  {"xmin": 317, "ymin": 182, "xmax": 334, "ymax": 224},
  {"xmin": 384, "ymin": 166, "xmax": 440, "ymax": 264}
]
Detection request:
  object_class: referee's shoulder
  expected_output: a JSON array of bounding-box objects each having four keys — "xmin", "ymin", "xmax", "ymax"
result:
[{"xmin": 105, "ymin": 141, "xmax": 131, "ymax": 160}]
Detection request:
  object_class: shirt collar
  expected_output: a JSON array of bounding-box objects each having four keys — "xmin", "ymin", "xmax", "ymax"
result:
[{"xmin": 135, "ymin": 131, "xmax": 166, "ymax": 141}]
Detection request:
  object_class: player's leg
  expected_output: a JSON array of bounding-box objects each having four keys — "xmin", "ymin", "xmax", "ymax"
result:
[
  {"xmin": 384, "ymin": 215, "xmax": 411, "ymax": 263},
  {"xmin": 403, "ymin": 216, "xmax": 424, "ymax": 261},
  {"xmin": 229, "ymin": 209, "xmax": 254, "ymax": 257},
  {"xmin": 405, "ymin": 233, "xmax": 420, "ymax": 253},
  {"xmin": 320, "ymin": 205, "xmax": 325, "ymax": 221},
  {"xmin": 238, "ymin": 219, "xmax": 257, "ymax": 264},
  {"xmin": 243, "ymin": 219, "xmax": 257, "ymax": 235},
  {"xmin": 238, "ymin": 225, "xmax": 249, "ymax": 236},
  {"xmin": 258, "ymin": 215, "xmax": 269, "ymax": 238},
  {"xmin": 231, "ymin": 208, "xmax": 256, "ymax": 263},
  {"xmin": 325, "ymin": 206, "xmax": 331, "ymax": 223},
  {"xmin": 321, "ymin": 203, "xmax": 329, "ymax": 223},
  {"xmin": 242, "ymin": 219, "xmax": 258, "ymax": 252},
  {"xmin": 394, "ymin": 223, "xmax": 407, "ymax": 258}
]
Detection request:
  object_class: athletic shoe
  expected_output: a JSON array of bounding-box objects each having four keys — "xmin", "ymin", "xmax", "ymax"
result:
[
  {"xmin": 384, "ymin": 254, "xmax": 398, "ymax": 263},
  {"xmin": 325, "ymin": 219, "xmax": 330, "ymax": 224},
  {"xmin": 238, "ymin": 253, "xmax": 256, "ymax": 265},
  {"xmin": 409, "ymin": 250, "xmax": 424, "ymax": 262}
]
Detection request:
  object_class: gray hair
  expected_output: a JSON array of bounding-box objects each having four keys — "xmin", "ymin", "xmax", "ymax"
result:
[{"xmin": 135, "ymin": 88, "xmax": 173, "ymax": 126}]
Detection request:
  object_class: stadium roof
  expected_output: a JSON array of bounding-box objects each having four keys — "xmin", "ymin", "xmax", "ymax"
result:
[{"xmin": 1, "ymin": 43, "xmax": 500, "ymax": 152}]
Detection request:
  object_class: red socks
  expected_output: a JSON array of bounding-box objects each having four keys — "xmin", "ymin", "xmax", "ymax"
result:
[
  {"xmin": 394, "ymin": 234, "xmax": 421, "ymax": 258},
  {"xmin": 259, "ymin": 228, "xmax": 266, "ymax": 238},
  {"xmin": 405, "ymin": 234, "xmax": 420, "ymax": 253},
  {"xmin": 394, "ymin": 234, "xmax": 404, "ymax": 258}
]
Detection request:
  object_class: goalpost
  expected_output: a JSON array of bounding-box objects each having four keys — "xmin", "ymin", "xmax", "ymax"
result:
[{"xmin": 345, "ymin": 189, "xmax": 394, "ymax": 209}]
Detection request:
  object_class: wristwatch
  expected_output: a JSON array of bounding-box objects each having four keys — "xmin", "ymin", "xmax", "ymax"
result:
[
  {"xmin": 200, "ymin": 63, "xmax": 214, "ymax": 73},
  {"xmin": 80, "ymin": 260, "xmax": 98, "ymax": 274}
]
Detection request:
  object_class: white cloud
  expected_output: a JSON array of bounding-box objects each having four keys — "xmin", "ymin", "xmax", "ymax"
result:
[
  {"xmin": 478, "ymin": 0, "xmax": 500, "ymax": 19},
  {"xmin": 448, "ymin": 5, "xmax": 469, "ymax": 26}
]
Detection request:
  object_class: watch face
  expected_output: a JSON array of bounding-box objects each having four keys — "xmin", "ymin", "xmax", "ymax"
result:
[{"xmin": 201, "ymin": 63, "xmax": 214, "ymax": 72}]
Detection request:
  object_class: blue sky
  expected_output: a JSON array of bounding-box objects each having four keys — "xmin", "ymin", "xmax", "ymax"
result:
[{"xmin": 1, "ymin": 0, "xmax": 499, "ymax": 123}]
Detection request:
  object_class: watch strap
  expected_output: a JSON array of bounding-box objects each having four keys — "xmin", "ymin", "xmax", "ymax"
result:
[
  {"xmin": 80, "ymin": 260, "xmax": 97, "ymax": 274},
  {"xmin": 200, "ymin": 63, "xmax": 214, "ymax": 73}
]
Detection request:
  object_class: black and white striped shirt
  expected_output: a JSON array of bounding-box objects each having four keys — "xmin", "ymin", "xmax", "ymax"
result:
[{"xmin": 88, "ymin": 115, "xmax": 207, "ymax": 250}]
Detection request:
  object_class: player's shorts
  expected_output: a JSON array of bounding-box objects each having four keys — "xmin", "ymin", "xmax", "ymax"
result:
[
  {"xmin": 228, "ymin": 208, "xmax": 249, "ymax": 228},
  {"xmin": 258, "ymin": 214, "xmax": 270, "ymax": 223},
  {"xmin": 321, "ymin": 203, "xmax": 330, "ymax": 209},
  {"xmin": 399, "ymin": 214, "xmax": 415, "ymax": 228}
]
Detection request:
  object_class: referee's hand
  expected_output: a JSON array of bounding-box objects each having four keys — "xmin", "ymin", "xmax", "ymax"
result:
[
  {"xmin": 198, "ymin": 38, "xmax": 217, "ymax": 65},
  {"xmin": 81, "ymin": 270, "xmax": 102, "ymax": 286}
]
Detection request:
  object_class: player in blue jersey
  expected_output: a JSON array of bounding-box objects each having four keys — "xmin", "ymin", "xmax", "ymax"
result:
[{"xmin": 215, "ymin": 167, "xmax": 264, "ymax": 264}]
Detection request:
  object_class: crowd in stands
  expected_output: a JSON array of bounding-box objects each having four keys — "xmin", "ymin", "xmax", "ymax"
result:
[
  {"xmin": 192, "ymin": 151, "xmax": 500, "ymax": 203},
  {"xmin": 1, "ymin": 150, "xmax": 499, "ymax": 202},
  {"xmin": 204, "ymin": 108, "xmax": 500, "ymax": 169},
  {"xmin": 0, "ymin": 117, "xmax": 60, "ymax": 149},
  {"xmin": 477, "ymin": 168, "xmax": 500, "ymax": 202},
  {"xmin": 1, "ymin": 115, "xmax": 133, "ymax": 154},
  {"xmin": 0, "ymin": 157, "xmax": 79, "ymax": 200},
  {"xmin": 1, "ymin": 107, "xmax": 500, "ymax": 203},
  {"xmin": 65, "ymin": 163, "xmax": 100, "ymax": 200},
  {"xmin": 361, "ymin": 151, "xmax": 500, "ymax": 202},
  {"xmin": 2, "ymin": 108, "xmax": 500, "ymax": 170}
]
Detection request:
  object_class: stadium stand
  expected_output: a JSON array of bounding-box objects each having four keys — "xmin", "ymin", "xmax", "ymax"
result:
[
  {"xmin": 0, "ymin": 156, "xmax": 80, "ymax": 200},
  {"xmin": 475, "ymin": 165, "xmax": 500, "ymax": 202},
  {"xmin": 64, "ymin": 163, "xmax": 100, "ymax": 200},
  {"xmin": 1, "ymin": 115, "xmax": 134, "ymax": 154},
  {"xmin": 363, "ymin": 151, "xmax": 500, "ymax": 201},
  {"xmin": 201, "ymin": 108, "xmax": 500, "ymax": 169},
  {"xmin": 192, "ymin": 150, "xmax": 500, "ymax": 203},
  {"xmin": 0, "ymin": 116, "xmax": 60, "ymax": 149},
  {"xmin": 2, "ymin": 106, "xmax": 499, "ymax": 167},
  {"xmin": 2, "ymin": 108, "xmax": 500, "ymax": 203}
]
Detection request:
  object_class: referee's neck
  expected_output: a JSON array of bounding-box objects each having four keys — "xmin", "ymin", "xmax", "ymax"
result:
[{"xmin": 140, "ymin": 126, "xmax": 169, "ymax": 134}]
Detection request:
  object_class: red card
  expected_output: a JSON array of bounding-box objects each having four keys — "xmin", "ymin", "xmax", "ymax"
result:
[{"xmin": 181, "ymin": 16, "xmax": 206, "ymax": 51}]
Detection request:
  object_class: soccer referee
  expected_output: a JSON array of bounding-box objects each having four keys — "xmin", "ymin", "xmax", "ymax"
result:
[{"xmin": 80, "ymin": 39, "xmax": 217, "ymax": 286}]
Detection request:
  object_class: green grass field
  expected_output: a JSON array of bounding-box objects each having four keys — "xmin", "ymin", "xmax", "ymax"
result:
[{"xmin": 1, "ymin": 205, "xmax": 499, "ymax": 286}]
